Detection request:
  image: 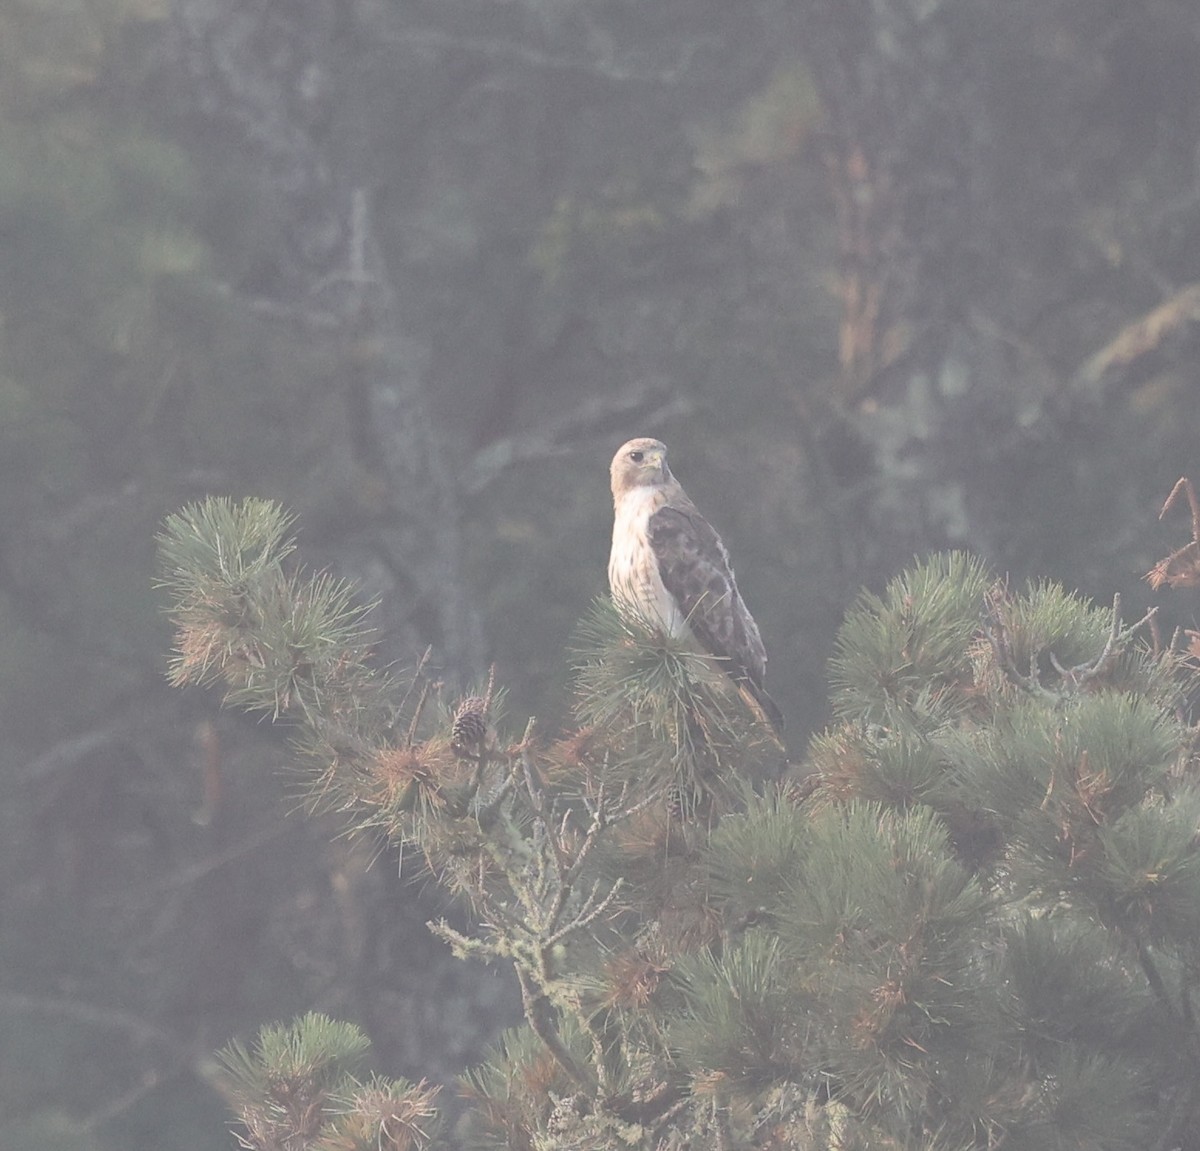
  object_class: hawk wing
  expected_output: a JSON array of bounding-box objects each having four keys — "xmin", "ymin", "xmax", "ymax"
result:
[{"xmin": 648, "ymin": 500, "xmax": 773, "ymax": 697}]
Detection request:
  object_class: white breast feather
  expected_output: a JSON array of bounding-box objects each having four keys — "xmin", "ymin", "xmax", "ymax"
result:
[{"xmin": 609, "ymin": 486, "xmax": 687, "ymax": 637}]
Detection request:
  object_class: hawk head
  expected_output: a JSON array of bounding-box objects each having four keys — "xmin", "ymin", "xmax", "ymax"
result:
[{"xmin": 610, "ymin": 437, "xmax": 672, "ymax": 498}]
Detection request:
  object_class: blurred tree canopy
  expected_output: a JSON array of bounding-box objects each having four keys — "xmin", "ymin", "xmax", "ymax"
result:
[{"xmin": 2, "ymin": 0, "xmax": 1200, "ymax": 1147}]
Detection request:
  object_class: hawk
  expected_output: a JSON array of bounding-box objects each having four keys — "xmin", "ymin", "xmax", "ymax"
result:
[{"xmin": 608, "ymin": 437, "xmax": 783, "ymax": 733}]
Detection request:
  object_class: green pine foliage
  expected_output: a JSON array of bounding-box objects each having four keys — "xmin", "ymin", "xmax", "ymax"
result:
[
  {"xmin": 156, "ymin": 498, "xmax": 386, "ymax": 727},
  {"xmin": 214, "ymin": 1014, "xmax": 440, "ymax": 1151},
  {"xmin": 828, "ymin": 551, "xmax": 993, "ymax": 728},
  {"xmin": 158, "ymin": 502, "xmax": 1200, "ymax": 1150},
  {"xmin": 572, "ymin": 598, "xmax": 780, "ymax": 810}
]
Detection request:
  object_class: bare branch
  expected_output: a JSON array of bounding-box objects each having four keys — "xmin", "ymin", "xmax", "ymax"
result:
[
  {"xmin": 0, "ymin": 991, "xmax": 184, "ymax": 1052},
  {"xmin": 546, "ymin": 877, "xmax": 624, "ymax": 949},
  {"xmin": 461, "ymin": 388, "xmax": 694, "ymax": 495},
  {"xmin": 1049, "ymin": 594, "xmax": 1158, "ymax": 690},
  {"xmin": 95, "ymin": 822, "xmax": 289, "ymax": 906},
  {"xmin": 517, "ymin": 968, "xmax": 596, "ymax": 1091},
  {"xmin": 16, "ymin": 725, "xmax": 121, "ymax": 785},
  {"xmin": 381, "ymin": 26, "xmax": 716, "ymax": 86},
  {"xmin": 209, "ymin": 280, "xmax": 343, "ymax": 329},
  {"xmin": 1075, "ymin": 283, "xmax": 1200, "ymax": 393}
]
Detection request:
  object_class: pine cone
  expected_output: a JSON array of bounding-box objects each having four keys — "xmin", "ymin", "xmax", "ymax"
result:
[{"xmin": 451, "ymin": 696, "xmax": 489, "ymax": 756}]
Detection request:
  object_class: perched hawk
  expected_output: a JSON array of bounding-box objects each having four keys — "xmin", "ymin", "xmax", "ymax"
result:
[{"xmin": 608, "ymin": 437, "xmax": 783, "ymax": 733}]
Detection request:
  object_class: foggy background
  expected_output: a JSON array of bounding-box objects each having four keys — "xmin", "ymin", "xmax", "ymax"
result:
[{"xmin": 2, "ymin": 0, "xmax": 1200, "ymax": 1146}]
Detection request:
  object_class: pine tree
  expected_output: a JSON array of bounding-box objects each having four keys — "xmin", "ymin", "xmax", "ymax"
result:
[{"xmin": 157, "ymin": 498, "xmax": 1200, "ymax": 1151}]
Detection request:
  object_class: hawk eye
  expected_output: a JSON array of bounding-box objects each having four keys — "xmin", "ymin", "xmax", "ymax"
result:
[{"xmin": 629, "ymin": 450, "xmax": 644, "ymax": 463}]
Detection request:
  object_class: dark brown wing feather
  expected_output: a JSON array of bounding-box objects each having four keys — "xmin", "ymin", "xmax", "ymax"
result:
[
  {"xmin": 648, "ymin": 502, "xmax": 762, "ymax": 680},
  {"xmin": 648, "ymin": 501, "xmax": 782, "ymax": 731}
]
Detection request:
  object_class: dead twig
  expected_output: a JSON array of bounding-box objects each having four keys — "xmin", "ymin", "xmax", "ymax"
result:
[{"xmin": 1148, "ymin": 477, "xmax": 1200, "ymax": 590}]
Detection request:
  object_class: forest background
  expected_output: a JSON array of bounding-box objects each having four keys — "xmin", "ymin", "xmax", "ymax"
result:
[{"xmin": 3, "ymin": 1, "xmax": 1200, "ymax": 1148}]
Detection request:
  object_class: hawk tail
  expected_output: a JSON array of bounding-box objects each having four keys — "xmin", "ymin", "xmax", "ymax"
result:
[{"xmin": 738, "ymin": 680, "xmax": 785, "ymax": 737}]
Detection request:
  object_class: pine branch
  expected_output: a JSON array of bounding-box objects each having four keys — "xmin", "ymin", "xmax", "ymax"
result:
[
  {"xmin": 516, "ymin": 967, "xmax": 597, "ymax": 1092},
  {"xmin": 159, "ymin": 498, "xmax": 1200, "ymax": 1150}
]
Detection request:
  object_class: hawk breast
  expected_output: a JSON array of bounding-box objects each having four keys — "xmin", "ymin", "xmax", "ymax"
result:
[{"xmin": 609, "ymin": 486, "xmax": 687, "ymax": 636}]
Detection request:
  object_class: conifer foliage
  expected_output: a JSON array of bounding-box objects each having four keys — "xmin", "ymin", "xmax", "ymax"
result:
[{"xmin": 158, "ymin": 498, "xmax": 1200, "ymax": 1150}]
